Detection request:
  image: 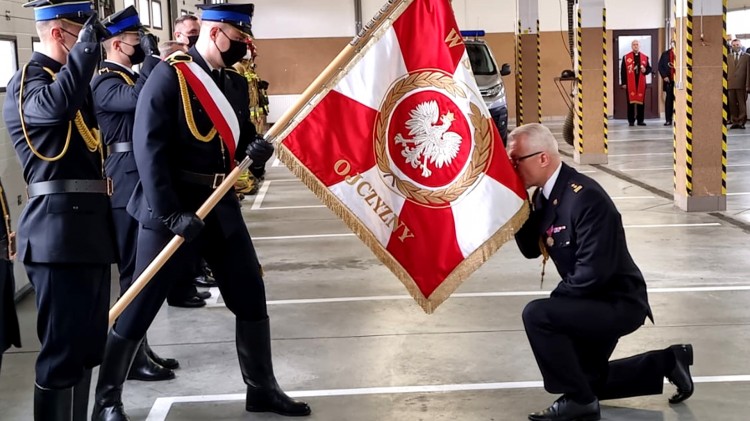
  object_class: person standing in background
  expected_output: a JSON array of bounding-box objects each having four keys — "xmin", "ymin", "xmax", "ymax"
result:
[
  {"xmin": 91, "ymin": 6, "xmax": 180, "ymax": 383},
  {"xmin": 621, "ymin": 40, "xmax": 652, "ymax": 126},
  {"xmin": 658, "ymin": 40, "xmax": 676, "ymax": 126},
  {"xmin": 728, "ymin": 39, "xmax": 750, "ymax": 129}
]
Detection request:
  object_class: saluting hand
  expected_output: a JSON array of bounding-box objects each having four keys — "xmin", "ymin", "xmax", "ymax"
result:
[
  {"xmin": 78, "ymin": 13, "xmax": 111, "ymax": 44},
  {"xmin": 139, "ymin": 29, "xmax": 160, "ymax": 57}
]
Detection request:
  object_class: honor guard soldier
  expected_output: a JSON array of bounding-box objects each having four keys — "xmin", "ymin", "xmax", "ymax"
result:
[
  {"xmin": 0, "ymin": 177, "xmax": 21, "ymax": 375},
  {"xmin": 1, "ymin": 0, "xmax": 115, "ymax": 419},
  {"xmin": 508, "ymin": 124, "xmax": 694, "ymax": 421},
  {"xmin": 92, "ymin": 3, "xmax": 311, "ymax": 420},
  {"xmin": 91, "ymin": 6, "xmax": 179, "ymax": 383}
]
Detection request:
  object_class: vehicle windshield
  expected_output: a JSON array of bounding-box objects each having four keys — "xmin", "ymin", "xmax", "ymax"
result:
[{"xmin": 465, "ymin": 43, "xmax": 497, "ymax": 76}]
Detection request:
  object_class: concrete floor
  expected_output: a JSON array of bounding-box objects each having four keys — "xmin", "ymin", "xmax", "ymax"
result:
[{"xmin": 2, "ymin": 119, "xmax": 749, "ymax": 420}]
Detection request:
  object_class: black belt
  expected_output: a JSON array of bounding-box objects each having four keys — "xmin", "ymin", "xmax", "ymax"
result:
[
  {"xmin": 108, "ymin": 142, "xmax": 133, "ymax": 154},
  {"xmin": 26, "ymin": 179, "xmax": 112, "ymax": 198},
  {"xmin": 179, "ymin": 170, "xmax": 227, "ymax": 189}
]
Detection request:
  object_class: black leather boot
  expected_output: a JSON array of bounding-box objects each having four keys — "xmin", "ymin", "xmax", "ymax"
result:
[
  {"xmin": 236, "ymin": 318, "xmax": 311, "ymax": 417},
  {"xmin": 34, "ymin": 385, "xmax": 73, "ymax": 421},
  {"xmin": 92, "ymin": 330, "xmax": 139, "ymax": 421},
  {"xmin": 143, "ymin": 335, "xmax": 180, "ymax": 370},
  {"xmin": 127, "ymin": 338, "xmax": 175, "ymax": 381},
  {"xmin": 667, "ymin": 344, "xmax": 694, "ymax": 404},
  {"xmin": 72, "ymin": 369, "xmax": 92, "ymax": 421}
]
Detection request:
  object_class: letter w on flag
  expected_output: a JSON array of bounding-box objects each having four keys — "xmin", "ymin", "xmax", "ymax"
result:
[{"xmin": 275, "ymin": 0, "xmax": 529, "ymax": 313}]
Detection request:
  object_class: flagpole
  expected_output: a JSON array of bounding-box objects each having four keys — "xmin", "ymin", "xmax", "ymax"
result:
[
  {"xmin": 108, "ymin": 0, "xmax": 411, "ymax": 324},
  {"xmin": 263, "ymin": 0, "xmax": 410, "ymax": 142}
]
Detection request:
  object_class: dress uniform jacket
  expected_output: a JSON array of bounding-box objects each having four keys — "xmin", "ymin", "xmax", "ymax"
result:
[
  {"xmin": 515, "ymin": 163, "xmax": 652, "ymax": 318},
  {"xmin": 2, "ymin": 45, "xmax": 117, "ymax": 264},
  {"xmin": 92, "ymin": 57, "xmax": 159, "ymax": 209},
  {"xmin": 114, "ymin": 47, "xmax": 266, "ymax": 339},
  {"xmin": 127, "ymin": 47, "xmax": 255, "ymax": 234}
]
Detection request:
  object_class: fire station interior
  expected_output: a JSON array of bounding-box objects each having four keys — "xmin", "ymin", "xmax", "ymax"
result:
[{"xmin": 2, "ymin": 0, "xmax": 750, "ymax": 419}]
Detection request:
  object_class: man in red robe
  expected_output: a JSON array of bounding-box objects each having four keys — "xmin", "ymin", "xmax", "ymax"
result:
[{"xmin": 621, "ymin": 40, "xmax": 652, "ymax": 126}]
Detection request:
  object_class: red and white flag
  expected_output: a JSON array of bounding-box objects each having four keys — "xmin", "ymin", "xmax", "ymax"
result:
[{"xmin": 277, "ymin": 0, "xmax": 528, "ymax": 313}]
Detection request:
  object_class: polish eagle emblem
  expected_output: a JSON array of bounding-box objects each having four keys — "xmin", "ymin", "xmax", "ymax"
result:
[{"xmin": 394, "ymin": 100, "xmax": 463, "ymax": 178}]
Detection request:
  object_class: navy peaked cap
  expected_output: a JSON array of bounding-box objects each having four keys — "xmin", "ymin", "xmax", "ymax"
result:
[
  {"xmin": 24, "ymin": 0, "xmax": 94, "ymax": 24},
  {"xmin": 196, "ymin": 3, "xmax": 254, "ymax": 36}
]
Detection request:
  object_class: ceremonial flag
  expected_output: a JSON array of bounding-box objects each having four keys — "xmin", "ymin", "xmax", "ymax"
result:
[{"xmin": 276, "ymin": 0, "xmax": 528, "ymax": 313}]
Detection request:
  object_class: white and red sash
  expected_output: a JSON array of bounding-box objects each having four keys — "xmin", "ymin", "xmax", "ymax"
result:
[{"xmin": 172, "ymin": 60, "xmax": 240, "ymax": 164}]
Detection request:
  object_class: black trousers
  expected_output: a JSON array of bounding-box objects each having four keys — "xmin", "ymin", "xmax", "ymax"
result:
[
  {"xmin": 115, "ymin": 205, "xmax": 268, "ymax": 340},
  {"xmin": 522, "ymin": 297, "xmax": 670, "ymax": 402},
  {"xmin": 112, "ymin": 208, "xmax": 138, "ymax": 294},
  {"xmin": 25, "ymin": 263, "xmax": 110, "ymax": 389},
  {"xmin": 664, "ymin": 81, "xmax": 675, "ymax": 123},
  {"xmin": 627, "ymin": 102, "xmax": 645, "ymax": 125}
]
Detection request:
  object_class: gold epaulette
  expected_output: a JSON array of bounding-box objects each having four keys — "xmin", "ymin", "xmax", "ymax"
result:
[{"xmin": 166, "ymin": 52, "xmax": 193, "ymax": 65}]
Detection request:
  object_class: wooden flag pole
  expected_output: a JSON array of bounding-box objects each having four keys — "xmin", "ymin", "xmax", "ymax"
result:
[{"xmin": 108, "ymin": 0, "xmax": 411, "ymax": 324}]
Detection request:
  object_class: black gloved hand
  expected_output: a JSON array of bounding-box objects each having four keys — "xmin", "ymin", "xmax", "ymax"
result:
[
  {"xmin": 258, "ymin": 80, "xmax": 269, "ymax": 90},
  {"xmin": 139, "ymin": 29, "xmax": 159, "ymax": 56},
  {"xmin": 77, "ymin": 13, "xmax": 111, "ymax": 44},
  {"xmin": 158, "ymin": 212, "xmax": 205, "ymax": 242},
  {"xmin": 246, "ymin": 136, "xmax": 274, "ymax": 166}
]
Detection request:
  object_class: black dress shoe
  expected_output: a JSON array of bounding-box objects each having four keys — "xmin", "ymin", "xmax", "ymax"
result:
[
  {"xmin": 127, "ymin": 340, "xmax": 175, "ymax": 382},
  {"xmin": 196, "ymin": 290, "xmax": 211, "ymax": 300},
  {"xmin": 193, "ymin": 274, "xmax": 217, "ymax": 288},
  {"xmin": 528, "ymin": 396, "xmax": 600, "ymax": 421},
  {"xmin": 167, "ymin": 296, "xmax": 206, "ymax": 308},
  {"xmin": 730, "ymin": 124, "xmax": 740, "ymax": 129},
  {"xmin": 664, "ymin": 121, "xmax": 672, "ymax": 126},
  {"xmin": 628, "ymin": 123, "xmax": 635, "ymax": 127},
  {"xmin": 637, "ymin": 122, "xmax": 647, "ymax": 126},
  {"xmin": 667, "ymin": 344, "xmax": 694, "ymax": 404}
]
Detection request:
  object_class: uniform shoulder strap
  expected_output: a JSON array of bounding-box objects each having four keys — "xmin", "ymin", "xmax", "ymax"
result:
[{"xmin": 166, "ymin": 52, "xmax": 193, "ymax": 66}]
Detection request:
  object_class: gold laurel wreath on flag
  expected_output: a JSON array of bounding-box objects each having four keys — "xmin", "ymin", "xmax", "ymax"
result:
[{"xmin": 375, "ymin": 71, "xmax": 493, "ymax": 207}]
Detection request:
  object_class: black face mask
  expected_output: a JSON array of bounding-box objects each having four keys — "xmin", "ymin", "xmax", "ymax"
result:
[
  {"xmin": 121, "ymin": 42, "xmax": 145, "ymax": 65},
  {"xmin": 187, "ymin": 35, "xmax": 199, "ymax": 48},
  {"xmin": 216, "ymin": 30, "xmax": 247, "ymax": 67}
]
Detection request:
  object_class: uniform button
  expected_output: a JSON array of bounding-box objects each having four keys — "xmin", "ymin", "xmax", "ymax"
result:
[
  {"xmin": 73, "ymin": 205, "xmax": 79, "ymax": 210},
  {"xmin": 84, "ymin": 47, "xmax": 91, "ymax": 53}
]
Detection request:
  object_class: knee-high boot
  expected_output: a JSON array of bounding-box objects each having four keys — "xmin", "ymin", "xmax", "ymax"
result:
[
  {"xmin": 34, "ymin": 385, "xmax": 72, "ymax": 421},
  {"xmin": 92, "ymin": 330, "xmax": 139, "ymax": 421},
  {"xmin": 72, "ymin": 369, "xmax": 92, "ymax": 421},
  {"xmin": 127, "ymin": 337, "xmax": 175, "ymax": 381},
  {"xmin": 143, "ymin": 334, "xmax": 180, "ymax": 370},
  {"xmin": 236, "ymin": 318, "xmax": 311, "ymax": 417}
]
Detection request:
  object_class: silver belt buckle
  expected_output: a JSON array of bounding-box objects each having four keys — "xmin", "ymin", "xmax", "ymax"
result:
[
  {"xmin": 212, "ymin": 173, "xmax": 226, "ymax": 189},
  {"xmin": 106, "ymin": 178, "xmax": 114, "ymax": 196}
]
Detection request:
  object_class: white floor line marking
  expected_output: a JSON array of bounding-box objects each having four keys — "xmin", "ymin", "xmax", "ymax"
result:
[
  {"xmin": 271, "ymin": 157, "xmax": 281, "ymax": 167},
  {"xmin": 608, "ymin": 152, "xmax": 673, "ymax": 157},
  {"xmin": 727, "ymin": 192, "xmax": 750, "ymax": 196},
  {"xmin": 617, "ymin": 164, "xmax": 750, "ymax": 172},
  {"xmin": 146, "ymin": 375, "xmax": 750, "ymax": 420},
  {"xmin": 624, "ymin": 222, "xmax": 720, "ymax": 228},
  {"xmin": 266, "ymin": 178, "xmax": 301, "ymax": 183},
  {"xmin": 610, "ymin": 195, "xmax": 656, "ymax": 200},
  {"xmin": 255, "ymin": 233, "xmax": 356, "ymax": 240},
  {"xmin": 250, "ymin": 181, "xmax": 272, "ymax": 210},
  {"xmin": 253, "ymin": 205, "xmax": 327, "ymax": 210},
  {"xmin": 251, "ymin": 223, "xmax": 718, "ymax": 242},
  {"xmin": 204, "ymin": 285, "xmax": 750, "ymax": 308}
]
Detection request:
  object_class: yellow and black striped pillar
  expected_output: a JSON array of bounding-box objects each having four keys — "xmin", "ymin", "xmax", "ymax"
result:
[
  {"xmin": 672, "ymin": 0, "xmax": 726, "ymax": 211},
  {"xmin": 515, "ymin": 1, "xmax": 541, "ymax": 125},
  {"xmin": 573, "ymin": 0, "xmax": 607, "ymax": 165}
]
